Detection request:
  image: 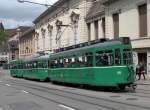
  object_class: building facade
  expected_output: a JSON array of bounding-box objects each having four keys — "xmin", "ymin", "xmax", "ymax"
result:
[
  {"xmin": 102, "ymin": 0, "xmax": 150, "ymax": 76},
  {"xmin": 34, "ymin": 0, "xmax": 94, "ymax": 53},
  {"xmin": 8, "ymin": 26, "xmax": 30, "ymax": 61},
  {"xmin": 0, "ymin": 22, "xmax": 9, "ymax": 66},
  {"xmin": 19, "ymin": 27, "xmax": 35, "ymax": 59},
  {"xmin": 86, "ymin": 0, "xmax": 105, "ymax": 41}
]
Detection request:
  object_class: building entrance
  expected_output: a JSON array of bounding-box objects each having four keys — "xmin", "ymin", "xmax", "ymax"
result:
[{"xmin": 138, "ymin": 52, "xmax": 147, "ymax": 74}]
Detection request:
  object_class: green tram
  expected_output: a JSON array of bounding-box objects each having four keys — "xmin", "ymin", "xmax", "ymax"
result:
[
  {"xmin": 9, "ymin": 59, "xmax": 24, "ymax": 78},
  {"xmin": 49, "ymin": 37, "xmax": 135, "ymax": 89},
  {"xmin": 2, "ymin": 63, "xmax": 10, "ymax": 70},
  {"xmin": 22, "ymin": 55, "xmax": 49, "ymax": 81}
]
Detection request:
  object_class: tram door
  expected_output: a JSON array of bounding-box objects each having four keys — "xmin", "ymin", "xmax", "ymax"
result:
[{"xmin": 138, "ymin": 53, "xmax": 147, "ymax": 74}]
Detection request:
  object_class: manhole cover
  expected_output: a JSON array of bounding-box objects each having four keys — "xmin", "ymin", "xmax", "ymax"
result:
[
  {"xmin": 126, "ymin": 98, "xmax": 138, "ymax": 100},
  {"xmin": 9, "ymin": 101, "xmax": 42, "ymax": 110},
  {"xmin": 110, "ymin": 95, "xmax": 121, "ymax": 98}
]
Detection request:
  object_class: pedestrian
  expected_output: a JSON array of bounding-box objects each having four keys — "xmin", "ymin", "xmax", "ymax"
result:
[
  {"xmin": 140, "ymin": 62, "xmax": 146, "ymax": 80},
  {"xmin": 136, "ymin": 64, "xmax": 141, "ymax": 80}
]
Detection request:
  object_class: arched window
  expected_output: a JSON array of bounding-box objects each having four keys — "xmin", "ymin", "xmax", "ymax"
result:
[
  {"xmin": 41, "ymin": 28, "xmax": 46, "ymax": 50},
  {"xmin": 47, "ymin": 24, "xmax": 53, "ymax": 50},
  {"xmin": 55, "ymin": 20, "xmax": 63, "ymax": 48},
  {"xmin": 70, "ymin": 11, "xmax": 80, "ymax": 45}
]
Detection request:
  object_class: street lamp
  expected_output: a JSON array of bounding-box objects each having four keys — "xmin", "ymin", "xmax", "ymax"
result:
[{"xmin": 17, "ymin": 0, "xmax": 51, "ymax": 7}]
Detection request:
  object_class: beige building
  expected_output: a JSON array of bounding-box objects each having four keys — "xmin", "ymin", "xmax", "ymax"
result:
[
  {"xmin": 34, "ymin": 0, "xmax": 94, "ymax": 53},
  {"xmin": 102, "ymin": 0, "xmax": 150, "ymax": 76},
  {"xmin": 86, "ymin": 0, "xmax": 105, "ymax": 40},
  {"xmin": 19, "ymin": 27, "xmax": 35, "ymax": 59},
  {"xmin": 8, "ymin": 26, "xmax": 30, "ymax": 61}
]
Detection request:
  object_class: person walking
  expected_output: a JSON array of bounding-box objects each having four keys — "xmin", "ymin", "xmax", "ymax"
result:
[
  {"xmin": 136, "ymin": 64, "xmax": 141, "ymax": 80},
  {"xmin": 140, "ymin": 62, "xmax": 146, "ymax": 80}
]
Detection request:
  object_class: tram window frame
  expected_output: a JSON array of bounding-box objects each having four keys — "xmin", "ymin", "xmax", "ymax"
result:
[
  {"xmin": 85, "ymin": 52, "xmax": 93, "ymax": 67},
  {"xmin": 18, "ymin": 63, "xmax": 23, "ymax": 69},
  {"xmin": 96, "ymin": 50, "xmax": 114, "ymax": 67},
  {"xmin": 33, "ymin": 61, "xmax": 38, "ymax": 68},
  {"xmin": 115, "ymin": 49, "xmax": 121, "ymax": 65},
  {"xmin": 38, "ymin": 61, "xmax": 48, "ymax": 68},
  {"xmin": 49, "ymin": 58, "xmax": 61, "ymax": 68},
  {"xmin": 123, "ymin": 49, "xmax": 133, "ymax": 65}
]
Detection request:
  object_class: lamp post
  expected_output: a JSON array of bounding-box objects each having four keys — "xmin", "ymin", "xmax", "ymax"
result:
[{"xmin": 17, "ymin": 0, "xmax": 51, "ymax": 7}]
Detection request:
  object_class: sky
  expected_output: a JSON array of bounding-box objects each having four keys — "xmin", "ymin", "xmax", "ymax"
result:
[{"xmin": 0, "ymin": 0, "xmax": 58, "ymax": 29}]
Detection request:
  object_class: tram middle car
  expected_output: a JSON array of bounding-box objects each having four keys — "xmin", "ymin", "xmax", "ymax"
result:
[
  {"xmin": 23, "ymin": 55, "xmax": 50, "ymax": 81},
  {"xmin": 9, "ymin": 55, "xmax": 49, "ymax": 81},
  {"xmin": 48, "ymin": 37, "xmax": 135, "ymax": 89}
]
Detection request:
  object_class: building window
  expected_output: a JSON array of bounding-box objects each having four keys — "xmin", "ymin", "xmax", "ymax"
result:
[
  {"xmin": 70, "ymin": 12, "xmax": 80, "ymax": 45},
  {"xmin": 113, "ymin": 13, "xmax": 119, "ymax": 38},
  {"xmin": 47, "ymin": 25, "xmax": 53, "ymax": 50},
  {"xmin": 56, "ymin": 20, "xmax": 62, "ymax": 48},
  {"xmin": 94, "ymin": 20, "xmax": 99, "ymax": 40},
  {"xmin": 102, "ymin": 17, "xmax": 106, "ymax": 38},
  {"xmin": 35, "ymin": 32, "xmax": 39, "ymax": 51},
  {"xmin": 87, "ymin": 23, "xmax": 91, "ymax": 41},
  {"xmin": 138, "ymin": 4, "xmax": 147, "ymax": 37},
  {"xmin": 41, "ymin": 28, "xmax": 46, "ymax": 50}
]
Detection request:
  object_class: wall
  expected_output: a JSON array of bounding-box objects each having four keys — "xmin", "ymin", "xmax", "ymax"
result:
[
  {"xmin": 105, "ymin": 0, "xmax": 150, "ymax": 43},
  {"xmin": 34, "ymin": 0, "xmax": 94, "ymax": 53}
]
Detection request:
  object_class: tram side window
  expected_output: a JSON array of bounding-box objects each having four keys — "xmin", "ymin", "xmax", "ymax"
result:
[
  {"xmin": 38, "ymin": 61, "xmax": 47, "ymax": 68},
  {"xmin": 115, "ymin": 49, "xmax": 121, "ymax": 65},
  {"xmin": 49, "ymin": 59, "xmax": 58, "ymax": 68},
  {"xmin": 18, "ymin": 64, "xmax": 23, "ymax": 69},
  {"xmin": 85, "ymin": 53, "xmax": 93, "ymax": 67},
  {"xmin": 96, "ymin": 50, "xmax": 114, "ymax": 66},
  {"xmin": 32, "ymin": 62, "xmax": 38, "ymax": 68}
]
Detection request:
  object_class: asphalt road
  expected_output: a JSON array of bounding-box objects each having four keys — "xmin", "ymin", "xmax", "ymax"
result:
[{"xmin": 0, "ymin": 69, "xmax": 150, "ymax": 110}]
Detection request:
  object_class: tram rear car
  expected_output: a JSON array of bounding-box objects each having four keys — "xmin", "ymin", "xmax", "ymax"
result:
[{"xmin": 48, "ymin": 37, "xmax": 135, "ymax": 89}]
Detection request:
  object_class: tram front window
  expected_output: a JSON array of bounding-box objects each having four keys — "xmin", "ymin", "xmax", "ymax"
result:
[{"xmin": 123, "ymin": 49, "xmax": 133, "ymax": 65}]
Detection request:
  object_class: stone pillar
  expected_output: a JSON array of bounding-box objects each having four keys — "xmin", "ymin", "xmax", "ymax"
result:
[{"xmin": 90, "ymin": 22, "xmax": 95, "ymax": 40}]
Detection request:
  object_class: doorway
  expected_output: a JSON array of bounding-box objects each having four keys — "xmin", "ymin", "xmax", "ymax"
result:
[{"xmin": 138, "ymin": 52, "xmax": 147, "ymax": 74}]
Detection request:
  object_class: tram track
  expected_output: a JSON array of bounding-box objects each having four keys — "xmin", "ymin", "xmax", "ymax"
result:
[
  {"xmin": 7, "ymin": 80, "xmax": 150, "ymax": 110},
  {"xmin": 6, "ymin": 80, "xmax": 119, "ymax": 110}
]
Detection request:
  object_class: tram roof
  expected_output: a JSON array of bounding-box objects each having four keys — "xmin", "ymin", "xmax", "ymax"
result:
[
  {"xmin": 23, "ymin": 54, "xmax": 50, "ymax": 62},
  {"xmin": 36, "ymin": 55, "xmax": 49, "ymax": 61},
  {"xmin": 50, "ymin": 40, "xmax": 122, "ymax": 58},
  {"xmin": 9, "ymin": 59, "xmax": 23, "ymax": 63}
]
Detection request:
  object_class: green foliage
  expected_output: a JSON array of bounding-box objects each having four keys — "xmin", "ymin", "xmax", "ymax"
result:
[{"xmin": 0, "ymin": 30, "xmax": 9, "ymax": 45}]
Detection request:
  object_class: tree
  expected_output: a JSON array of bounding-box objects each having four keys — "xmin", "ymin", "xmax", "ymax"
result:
[{"xmin": 0, "ymin": 30, "xmax": 9, "ymax": 45}]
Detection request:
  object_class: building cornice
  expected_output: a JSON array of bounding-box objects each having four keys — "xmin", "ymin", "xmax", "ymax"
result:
[
  {"xmin": 102, "ymin": 0, "xmax": 119, "ymax": 5},
  {"xmin": 33, "ymin": 0, "xmax": 69, "ymax": 24},
  {"xmin": 86, "ymin": 11, "xmax": 105, "ymax": 23},
  {"xmin": 19, "ymin": 27, "xmax": 34, "ymax": 39}
]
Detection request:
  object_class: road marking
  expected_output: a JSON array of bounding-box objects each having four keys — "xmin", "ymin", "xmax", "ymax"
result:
[
  {"xmin": 22, "ymin": 90, "xmax": 29, "ymax": 94},
  {"xmin": 5, "ymin": 84, "xmax": 11, "ymax": 86},
  {"xmin": 59, "ymin": 104, "xmax": 76, "ymax": 110}
]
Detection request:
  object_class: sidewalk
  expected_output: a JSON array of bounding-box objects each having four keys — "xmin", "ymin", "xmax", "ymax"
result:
[{"xmin": 136, "ymin": 79, "xmax": 150, "ymax": 85}]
